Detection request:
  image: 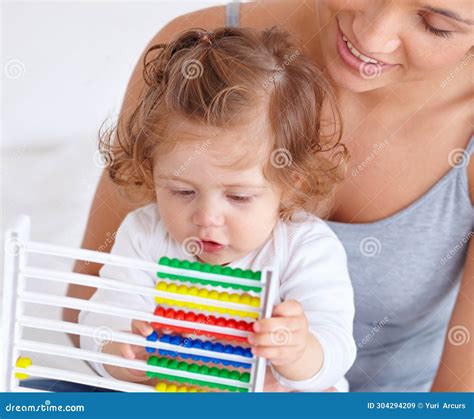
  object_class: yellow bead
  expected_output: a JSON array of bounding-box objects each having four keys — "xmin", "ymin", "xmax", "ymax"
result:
[
  {"xmin": 156, "ymin": 282, "xmax": 167, "ymax": 291},
  {"xmin": 230, "ymin": 294, "xmax": 239, "ymax": 303},
  {"xmin": 198, "ymin": 289, "xmax": 208, "ymax": 298},
  {"xmin": 155, "ymin": 382, "xmax": 167, "ymax": 392},
  {"xmin": 168, "ymin": 284, "xmax": 178, "ymax": 293},
  {"xmin": 15, "ymin": 357, "xmax": 32, "ymax": 380},
  {"xmin": 219, "ymin": 292, "xmax": 230, "ymax": 302},
  {"xmin": 240, "ymin": 294, "xmax": 250, "ymax": 305},
  {"xmin": 189, "ymin": 388, "xmax": 197, "ymax": 392},
  {"xmin": 189, "ymin": 287, "xmax": 198, "ymax": 296},
  {"xmin": 209, "ymin": 290, "xmax": 219, "ymax": 300},
  {"xmin": 167, "ymin": 384, "xmax": 178, "ymax": 392},
  {"xmin": 251, "ymin": 297, "xmax": 261, "ymax": 307},
  {"xmin": 178, "ymin": 386, "xmax": 187, "ymax": 392},
  {"xmin": 177, "ymin": 285, "xmax": 188, "ymax": 295}
]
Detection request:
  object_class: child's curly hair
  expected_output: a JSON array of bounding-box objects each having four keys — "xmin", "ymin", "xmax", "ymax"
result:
[{"xmin": 99, "ymin": 26, "xmax": 348, "ymax": 220}]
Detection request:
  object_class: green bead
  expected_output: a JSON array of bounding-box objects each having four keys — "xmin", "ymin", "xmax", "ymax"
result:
[
  {"xmin": 222, "ymin": 267, "xmax": 233, "ymax": 276},
  {"xmin": 211, "ymin": 265, "xmax": 222, "ymax": 274},
  {"xmin": 147, "ymin": 356, "xmax": 158, "ymax": 366},
  {"xmin": 201, "ymin": 263, "xmax": 212, "ymax": 272},
  {"xmin": 219, "ymin": 370, "xmax": 229, "ymax": 379},
  {"xmin": 178, "ymin": 362, "xmax": 188, "ymax": 371},
  {"xmin": 181, "ymin": 260, "xmax": 191, "ymax": 270},
  {"xmin": 199, "ymin": 365, "xmax": 209, "ymax": 375},
  {"xmin": 159, "ymin": 257, "xmax": 170, "ymax": 266},
  {"xmin": 229, "ymin": 371, "xmax": 240, "ymax": 380},
  {"xmin": 240, "ymin": 372, "xmax": 251, "ymax": 383},
  {"xmin": 188, "ymin": 364, "xmax": 199, "ymax": 373},
  {"xmin": 209, "ymin": 367, "xmax": 219, "ymax": 376},
  {"xmin": 168, "ymin": 360, "xmax": 179, "ymax": 370},
  {"xmin": 190, "ymin": 262, "xmax": 201, "ymax": 271},
  {"xmin": 158, "ymin": 358, "xmax": 168, "ymax": 367}
]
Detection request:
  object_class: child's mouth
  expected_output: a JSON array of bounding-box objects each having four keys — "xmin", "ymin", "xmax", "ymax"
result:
[{"xmin": 200, "ymin": 240, "xmax": 225, "ymax": 253}]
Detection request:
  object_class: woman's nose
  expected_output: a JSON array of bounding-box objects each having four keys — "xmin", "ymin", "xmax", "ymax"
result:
[{"xmin": 352, "ymin": 5, "xmax": 402, "ymax": 55}]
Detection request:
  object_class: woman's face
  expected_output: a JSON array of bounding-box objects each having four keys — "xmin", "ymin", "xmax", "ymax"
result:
[{"xmin": 317, "ymin": 0, "xmax": 474, "ymax": 92}]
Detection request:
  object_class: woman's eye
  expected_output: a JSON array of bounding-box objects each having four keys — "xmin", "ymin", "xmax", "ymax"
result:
[
  {"xmin": 419, "ymin": 14, "xmax": 453, "ymax": 38},
  {"xmin": 228, "ymin": 195, "xmax": 252, "ymax": 203}
]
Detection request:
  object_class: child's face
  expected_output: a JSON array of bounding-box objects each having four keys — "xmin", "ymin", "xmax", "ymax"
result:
[{"xmin": 153, "ymin": 118, "xmax": 282, "ymax": 266}]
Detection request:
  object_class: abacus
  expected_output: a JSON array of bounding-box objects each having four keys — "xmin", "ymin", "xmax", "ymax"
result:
[{"xmin": 1, "ymin": 215, "xmax": 278, "ymax": 393}]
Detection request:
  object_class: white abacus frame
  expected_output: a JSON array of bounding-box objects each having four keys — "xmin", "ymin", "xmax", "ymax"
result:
[{"xmin": 1, "ymin": 215, "xmax": 278, "ymax": 393}]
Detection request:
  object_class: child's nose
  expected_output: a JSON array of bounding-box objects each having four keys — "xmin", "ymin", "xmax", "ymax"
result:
[{"xmin": 192, "ymin": 202, "xmax": 225, "ymax": 227}]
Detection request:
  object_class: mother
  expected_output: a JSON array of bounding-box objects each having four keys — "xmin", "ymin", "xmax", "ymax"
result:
[{"xmin": 65, "ymin": 0, "xmax": 473, "ymax": 392}]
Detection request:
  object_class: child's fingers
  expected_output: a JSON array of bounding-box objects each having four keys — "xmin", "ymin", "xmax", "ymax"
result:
[
  {"xmin": 272, "ymin": 300, "xmax": 304, "ymax": 317},
  {"xmin": 131, "ymin": 319, "xmax": 154, "ymax": 337},
  {"xmin": 119, "ymin": 343, "xmax": 137, "ymax": 360},
  {"xmin": 253, "ymin": 316, "xmax": 304, "ymax": 334},
  {"xmin": 119, "ymin": 343, "xmax": 148, "ymax": 378},
  {"xmin": 248, "ymin": 329, "xmax": 306, "ymax": 347},
  {"xmin": 250, "ymin": 346, "xmax": 297, "ymax": 364}
]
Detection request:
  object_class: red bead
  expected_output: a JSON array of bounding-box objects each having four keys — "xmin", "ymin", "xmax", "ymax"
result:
[
  {"xmin": 176, "ymin": 310, "xmax": 185, "ymax": 320},
  {"xmin": 207, "ymin": 316, "xmax": 217, "ymax": 325}
]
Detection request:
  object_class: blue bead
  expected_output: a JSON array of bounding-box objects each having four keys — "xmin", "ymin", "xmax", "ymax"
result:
[
  {"xmin": 182, "ymin": 339, "xmax": 193, "ymax": 348},
  {"xmin": 213, "ymin": 343, "xmax": 224, "ymax": 352},
  {"xmin": 203, "ymin": 341, "xmax": 213, "ymax": 350},
  {"xmin": 145, "ymin": 346, "xmax": 155, "ymax": 353},
  {"xmin": 160, "ymin": 335, "xmax": 171, "ymax": 343},
  {"xmin": 243, "ymin": 348, "xmax": 253, "ymax": 357},
  {"xmin": 223, "ymin": 345, "xmax": 233, "ymax": 354},
  {"xmin": 171, "ymin": 335, "xmax": 182, "ymax": 345},
  {"xmin": 234, "ymin": 346, "xmax": 244, "ymax": 356},
  {"xmin": 146, "ymin": 331, "xmax": 158, "ymax": 342}
]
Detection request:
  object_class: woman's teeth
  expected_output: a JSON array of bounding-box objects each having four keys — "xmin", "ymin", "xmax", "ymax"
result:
[{"xmin": 342, "ymin": 35, "xmax": 380, "ymax": 64}]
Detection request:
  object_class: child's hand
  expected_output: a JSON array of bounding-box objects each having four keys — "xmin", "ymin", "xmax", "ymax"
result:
[
  {"xmin": 248, "ymin": 300, "xmax": 310, "ymax": 366},
  {"xmin": 101, "ymin": 320, "xmax": 154, "ymax": 382}
]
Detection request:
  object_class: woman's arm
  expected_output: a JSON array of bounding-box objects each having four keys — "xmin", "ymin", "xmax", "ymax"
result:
[
  {"xmin": 64, "ymin": 6, "xmax": 226, "ymax": 347},
  {"xmin": 431, "ymin": 158, "xmax": 474, "ymax": 391}
]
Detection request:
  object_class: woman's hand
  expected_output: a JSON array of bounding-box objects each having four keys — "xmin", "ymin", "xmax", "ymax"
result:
[
  {"xmin": 248, "ymin": 300, "xmax": 310, "ymax": 366},
  {"xmin": 101, "ymin": 320, "xmax": 154, "ymax": 382}
]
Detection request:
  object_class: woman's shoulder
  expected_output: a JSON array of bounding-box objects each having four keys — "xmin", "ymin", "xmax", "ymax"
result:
[{"xmin": 153, "ymin": 1, "xmax": 317, "ymax": 43}]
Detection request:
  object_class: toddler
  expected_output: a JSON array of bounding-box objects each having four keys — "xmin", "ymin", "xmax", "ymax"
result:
[{"xmin": 79, "ymin": 26, "xmax": 356, "ymax": 392}]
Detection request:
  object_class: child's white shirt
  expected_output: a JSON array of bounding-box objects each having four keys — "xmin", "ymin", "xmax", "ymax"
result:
[{"xmin": 78, "ymin": 203, "xmax": 356, "ymax": 392}]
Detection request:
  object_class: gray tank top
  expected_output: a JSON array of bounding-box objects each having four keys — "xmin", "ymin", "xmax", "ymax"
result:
[{"xmin": 225, "ymin": 1, "xmax": 473, "ymax": 392}]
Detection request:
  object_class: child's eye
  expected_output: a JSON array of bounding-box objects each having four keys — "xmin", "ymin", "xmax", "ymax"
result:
[
  {"xmin": 170, "ymin": 189, "xmax": 195, "ymax": 197},
  {"xmin": 227, "ymin": 195, "xmax": 252, "ymax": 204}
]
